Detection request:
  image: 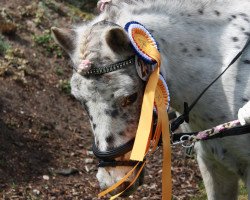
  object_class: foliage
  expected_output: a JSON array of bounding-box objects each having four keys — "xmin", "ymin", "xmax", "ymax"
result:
[
  {"xmin": 34, "ymin": 2, "xmax": 46, "ymax": 25},
  {"xmin": 55, "ymin": 67, "xmax": 64, "ymax": 76},
  {"xmin": 190, "ymin": 181, "xmax": 207, "ymax": 200},
  {"xmin": 0, "ymin": 35, "xmax": 10, "ymax": 56},
  {"xmin": 33, "ymin": 30, "xmax": 62, "ymax": 57},
  {"xmin": 0, "ymin": 159, "xmax": 6, "ymax": 167},
  {"xmin": 190, "ymin": 181, "xmax": 248, "ymax": 200},
  {"xmin": 239, "ymin": 181, "xmax": 248, "ymax": 200},
  {"xmin": 59, "ymin": 79, "xmax": 71, "ymax": 95}
]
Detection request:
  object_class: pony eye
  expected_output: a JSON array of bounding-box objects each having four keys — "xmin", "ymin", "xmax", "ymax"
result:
[{"xmin": 121, "ymin": 93, "xmax": 138, "ymax": 107}]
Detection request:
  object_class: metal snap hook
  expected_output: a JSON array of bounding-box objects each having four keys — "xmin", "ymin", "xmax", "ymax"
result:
[{"xmin": 180, "ymin": 135, "xmax": 194, "ymax": 148}]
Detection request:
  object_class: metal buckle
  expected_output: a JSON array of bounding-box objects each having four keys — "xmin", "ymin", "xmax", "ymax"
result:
[
  {"xmin": 180, "ymin": 135, "xmax": 194, "ymax": 148},
  {"xmin": 172, "ymin": 134, "xmax": 194, "ymax": 148}
]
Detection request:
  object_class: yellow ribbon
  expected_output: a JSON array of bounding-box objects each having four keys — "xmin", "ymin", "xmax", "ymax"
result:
[
  {"xmin": 98, "ymin": 26, "xmax": 172, "ymax": 200},
  {"xmin": 128, "ymin": 37, "xmax": 172, "ymax": 198},
  {"xmin": 154, "ymin": 79, "xmax": 172, "ymax": 200},
  {"xmin": 130, "ymin": 59, "xmax": 160, "ymax": 161}
]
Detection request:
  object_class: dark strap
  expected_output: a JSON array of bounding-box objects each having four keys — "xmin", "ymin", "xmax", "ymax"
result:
[
  {"xmin": 201, "ymin": 124, "xmax": 250, "ymax": 140},
  {"xmin": 93, "ymin": 112, "xmax": 176, "ymax": 161},
  {"xmin": 171, "ymin": 102, "xmax": 189, "ymax": 132},
  {"xmin": 98, "ymin": 160, "xmax": 142, "ymax": 167},
  {"xmin": 171, "ymin": 36, "xmax": 250, "ymax": 132},
  {"xmin": 92, "ymin": 138, "xmax": 135, "ymax": 160},
  {"xmin": 172, "ymin": 124, "xmax": 250, "ymax": 142}
]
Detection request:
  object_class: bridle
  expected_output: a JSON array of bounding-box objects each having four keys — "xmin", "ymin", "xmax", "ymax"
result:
[
  {"xmin": 87, "ymin": 55, "xmax": 164, "ymax": 168},
  {"xmin": 76, "ymin": 20, "xmax": 250, "ymax": 174},
  {"xmin": 79, "ymin": 55, "xmax": 142, "ymax": 168},
  {"xmin": 77, "ymin": 20, "xmax": 160, "ymax": 168}
]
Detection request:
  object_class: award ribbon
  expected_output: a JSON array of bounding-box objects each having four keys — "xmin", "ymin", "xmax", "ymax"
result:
[{"xmin": 98, "ymin": 21, "xmax": 172, "ymax": 200}]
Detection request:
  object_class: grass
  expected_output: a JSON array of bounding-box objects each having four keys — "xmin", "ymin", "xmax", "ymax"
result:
[
  {"xmin": 239, "ymin": 181, "xmax": 248, "ymax": 200},
  {"xmin": 191, "ymin": 181, "xmax": 248, "ymax": 200},
  {"xmin": 55, "ymin": 67, "xmax": 64, "ymax": 76},
  {"xmin": 59, "ymin": 79, "xmax": 71, "ymax": 95},
  {"xmin": 190, "ymin": 181, "xmax": 206, "ymax": 200},
  {"xmin": 0, "ymin": 35, "xmax": 10, "ymax": 56},
  {"xmin": 34, "ymin": 32, "xmax": 51, "ymax": 45},
  {"xmin": 11, "ymin": 182, "xmax": 17, "ymax": 190},
  {"xmin": 33, "ymin": 30, "xmax": 62, "ymax": 57}
]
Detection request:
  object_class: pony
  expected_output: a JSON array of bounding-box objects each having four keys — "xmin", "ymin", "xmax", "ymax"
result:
[{"xmin": 51, "ymin": 0, "xmax": 250, "ymax": 199}]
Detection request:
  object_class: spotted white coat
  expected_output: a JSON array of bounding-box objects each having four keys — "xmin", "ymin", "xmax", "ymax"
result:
[{"xmin": 52, "ymin": 0, "xmax": 250, "ymax": 199}]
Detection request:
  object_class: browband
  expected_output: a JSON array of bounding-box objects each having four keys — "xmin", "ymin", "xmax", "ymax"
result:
[{"xmin": 80, "ymin": 56, "xmax": 135, "ymax": 76}]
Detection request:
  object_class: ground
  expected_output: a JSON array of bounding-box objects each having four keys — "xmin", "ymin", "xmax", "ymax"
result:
[{"xmin": 0, "ymin": 0, "xmax": 246, "ymax": 199}]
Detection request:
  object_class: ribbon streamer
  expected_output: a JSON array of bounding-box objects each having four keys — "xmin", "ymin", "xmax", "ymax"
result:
[{"xmin": 98, "ymin": 21, "xmax": 172, "ymax": 200}]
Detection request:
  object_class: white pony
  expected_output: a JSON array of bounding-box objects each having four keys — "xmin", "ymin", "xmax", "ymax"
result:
[{"xmin": 52, "ymin": 0, "xmax": 250, "ymax": 199}]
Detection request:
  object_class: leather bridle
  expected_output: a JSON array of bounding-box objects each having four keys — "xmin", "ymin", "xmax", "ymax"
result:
[
  {"xmin": 77, "ymin": 20, "xmax": 175, "ymax": 169},
  {"xmin": 83, "ymin": 56, "xmax": 145, "ymax": 168},
  {"xmin": 79, "ymin": 55, "xmax": 176, "ymax": 168},
  {"xmin": 78, "ymin": 20, "xmax": 250, "ymax": 169}
]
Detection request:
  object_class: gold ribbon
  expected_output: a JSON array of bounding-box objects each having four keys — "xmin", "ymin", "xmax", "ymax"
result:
[
  {"xmin": 130, "ymin": 54, "xmax": 160, "ymax": 161},
  {"xmin": 154, "ymin": 79, "xmax": 172, "ymax": 200},
  {"xmin": 98, "ymin": 27, "xmax": 172, "ymax": 200}
]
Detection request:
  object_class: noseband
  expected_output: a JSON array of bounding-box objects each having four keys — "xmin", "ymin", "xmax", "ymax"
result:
[
  {"xmin": 92, "ymin": 138, "xmax": 137, "ymax": 167},
  {"xmin": 92, "ymin": 106, "xmax": 176, "ymax": 168},
  {"xmin": 86, "ymin": 56, "xmax": 147, "ymax": 167}
]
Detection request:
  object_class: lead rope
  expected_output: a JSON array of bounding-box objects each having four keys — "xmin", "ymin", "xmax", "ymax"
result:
[
  {"xmin": 171, "ymin": 36, "xmax": 250, "ymax": 132},
  {"xmin": 172, "ymin": 102, "xmax": 250, "ymax": 145}
]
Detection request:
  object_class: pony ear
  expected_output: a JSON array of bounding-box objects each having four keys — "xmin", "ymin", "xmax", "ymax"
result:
[
  {"xmin": 105, "ymin": 27, "xmax": 132, "ymax": 54},
  {"xmin": 51, "ymin": 27, "xmax": 76, "ymax": 55}
]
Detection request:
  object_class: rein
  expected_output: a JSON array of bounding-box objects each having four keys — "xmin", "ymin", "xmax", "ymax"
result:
[
  {"xmin": 171, "ymin": 36, "xmax": 250, "ymax": 132},
  {"xmin": 172, "ymin": 121, "xmax": 250, "ymax": 148}
]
